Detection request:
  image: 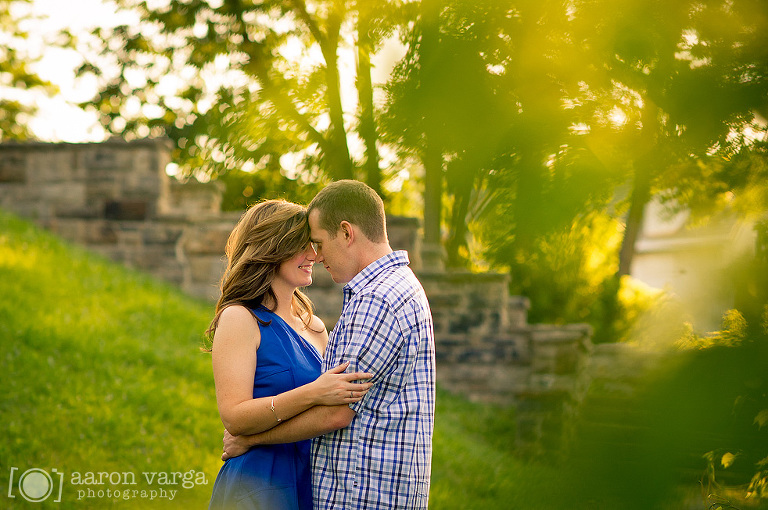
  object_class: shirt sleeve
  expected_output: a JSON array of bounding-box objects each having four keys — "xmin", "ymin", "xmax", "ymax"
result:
[{"xmin": 334, "ymin": 294, "xmax": 408, "ymax": 413}]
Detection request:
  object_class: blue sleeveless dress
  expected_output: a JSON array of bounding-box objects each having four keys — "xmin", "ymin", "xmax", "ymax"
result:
[{"xmin": 209, "ymin": 306, "xmax": 322, "ymax": 510}]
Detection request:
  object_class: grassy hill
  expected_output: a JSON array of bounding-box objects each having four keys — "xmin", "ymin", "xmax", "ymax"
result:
[
  {"xmin": 0, "ymin": 210, "xmax": 220, "ymax": 508},
  {"xmin": 0, "ymin": 209, "xmax": 579, "ymax": 509}
]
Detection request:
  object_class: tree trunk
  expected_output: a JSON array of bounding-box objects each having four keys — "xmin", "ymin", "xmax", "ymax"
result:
[
  {"xmin": 355, "ymin": 7, "xmax": 382, "ymax": 196},
  {"xmin": 321, "ymin": 9, "xmax": 354, "ymax": 180},
  {"xmin": 617, "ymin": 101, "xmax": 661, "ymax": 278},
  {"xmin": 445, "ymin": 174, "xmax": 472, "ymax": 267},
  {"xmin": 513, "ymin": 146, "xmax": 545, "ymax": 251},
  {"xmin": 420, "ymin": 0, "xmax": 443, "ymax": 267},
  {"xmin": 617, "ymin": 159, "xmax": 652, "ymax": 277}
]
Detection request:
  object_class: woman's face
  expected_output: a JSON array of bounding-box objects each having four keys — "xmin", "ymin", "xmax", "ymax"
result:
[{"xmin": 276, "ymin": 243, "xmax": 317, "ymax": 289}]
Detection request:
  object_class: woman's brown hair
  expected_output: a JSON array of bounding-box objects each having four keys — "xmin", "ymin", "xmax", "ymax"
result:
[{"xmin": 204, "ymin": 199, "xmax": 315, "ymax": 350}]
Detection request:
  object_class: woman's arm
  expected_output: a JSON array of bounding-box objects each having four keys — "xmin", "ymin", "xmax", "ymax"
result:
[
  {"xmin": 222, "ymin": 404, "xmax": 355, "ymax": 460},
  {"xmin": 212, "ymin": 305, "xmax": 372, "ymax": 436}
]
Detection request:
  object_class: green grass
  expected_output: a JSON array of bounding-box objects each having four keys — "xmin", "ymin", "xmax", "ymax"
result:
[
  {"xmin": 0, "ymin": 209, "xmax": 658, "ymax": 509},
  {"xmin": 0, "ymin": 210, "xmax": 219, "ymax": 508},
  {"xmin": 430, "ymin": 392, "xmax": 573, "ymax": 509}
]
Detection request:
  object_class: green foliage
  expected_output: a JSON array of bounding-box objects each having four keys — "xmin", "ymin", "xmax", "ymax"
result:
[
  {"xmin": 480, "ymin": 210, "xmax": 663, "ymax": 343},
  {"xmin": 730, "ymin": 247, "xmax": 768, "ymax": 336},
  {"xmin": 558, "ymin": 291, "xmax": 768, "ymax": 510},
  {"xmin": 505, "ymin": 213, "xmax": 622, "ymax": 323},
  {"xmin": 77, "ymin": 0, "xmax": 414, "ymax": 200},
  {"xmin": 0, "ymin": 0, "xmax": 60, "ymax": 141},
  {"xmin": 563, "ymin": 313, "xmax": 768, "ymax": 509},
  {"xmin": 383, "ymin": 0, "xmax": 622, "ymax": 267},
  {"xmin": 217, "ymin": 168, "xmax": 324, "ymax": 211}
]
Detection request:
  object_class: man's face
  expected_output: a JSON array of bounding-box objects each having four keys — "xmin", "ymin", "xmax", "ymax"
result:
[{"xmin": 309, "ymin": 209, "xmax": 353, "ymax": 284}]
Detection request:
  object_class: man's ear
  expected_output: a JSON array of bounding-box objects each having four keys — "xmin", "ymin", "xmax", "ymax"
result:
[{"xmin": 340, "ymin": 221, "xmax": 354, "ymax": 246}]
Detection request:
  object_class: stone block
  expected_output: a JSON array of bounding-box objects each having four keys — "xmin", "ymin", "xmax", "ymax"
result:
[
  {"xmin": 468, "ymin": 285, "xmax": 504, "ymax": 309},
  {"xmin": 0, "ymin": 154, "xmax": 26, "ymax": 183},
  {"xmin": 85, "ymin": 221, "xmax": 119, "ymax": 245},
  {"xmin": 184, "ymin": 226, "xmax": 231, "ymax": 255},
  {"xmin": 386, "ymin": 215, "xmax": 420, "ymax": 268},
  {"xmin": 83, "ymin": 149, "xmax": 120, "ymax": 171},
  {"xmin": 104, "ymin": 199, "xmax": 149, "ymax": 221},
  {"xmin": 434, "ymin": 349, "xmax": 451, "ymax": 363},
  {"xmin": 86, "ymin": 179, "xmax": 121, "ymax": 203},
  {"xmin": 305, "ymin": 285, "xmax": 344, "ymax": 328},
  {"xmin": 48, "ymin": 218, "xmax": 87, "ymax": 243},
  {"xmin": 496, "ymin": 332, "xmax": 531, "ymax": 361},
  {"xmin": 484, "ymin": 364, "xmax": 528, "ymax": 392},
  {"xmin": 130, "ymin": 149, "xmax": 157, "ymax": 175},
  {"xmin": 162, "ymin": 179, "xmax": 223, "ymax": 215},
  {"xmin": 142, "ymin": 224, "xmax": 184, "ymax": 245},
  {"xmin": 41, "ymin": 182, "xmax": 88, "ymax": 216},
  {"xmin": 486, "ymin": 311, "xmax": 501, "ymax": 333},
  {"xmin": 88, "ymin": 245, "xmax": 125, "ymax": 265},
  {"xmin": 134, "ymin": 247, "xmax": 182, "ymax": 277},
  {"xmin": 116, "ymin": 227, "xmax": 142, "ymax": 248},
  {"xmin": 123, "ymin": 176, "xmax": 162, "ymax": 200},
  {"xmin": 0, "ymin": 184, "xmax": 35, "ymax": 213},
  {"xmin": 425, "ymin": 293, "xmax": 464, "ymax": 309},
  {"xmin": 455, "ymin": 349, "xmax": 490, "ymax": 364},
  {"xmin": 187, "ymin": 254, "xmax": 226, "ymax": 284},
  {"xmin": 29, "ymin": 150, "xmax": 79, "ymax": 182},
  {"xmin": 507, "ymin": 297, "xmax": 530, "ymax": 328},
  {"xmin": 531, "ymin": 354, "xmax": 557, "ymax": 374},
  {"xmin": 429, "ymin": 311, "xmax": 448, "ymax": 335}
]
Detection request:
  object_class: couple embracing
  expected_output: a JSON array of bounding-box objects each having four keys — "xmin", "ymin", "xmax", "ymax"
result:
[{"xmin": 206, "ymin": 180, "xmax": 436, "ymax": 510}]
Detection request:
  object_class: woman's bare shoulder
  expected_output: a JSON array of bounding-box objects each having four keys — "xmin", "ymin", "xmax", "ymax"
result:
[
  {"xmin": 219, "ymin": 304, "xmax": 258, "ymax": 324},
  {"xmin": 214, "ymin": 305, "xmax": 261, "ymax": 345}
]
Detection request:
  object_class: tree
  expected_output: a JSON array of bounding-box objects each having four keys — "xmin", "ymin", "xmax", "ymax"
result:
[
  {"xmin": 480, "ymin": 0, "xmax": 768, "ymax": 335},
  {"xmin": 0, "ymin": 0, "xmax": 59, "ymax": 141},
  {"xmin": 657, "ymin": 0, "xmax": 768, "ymax": 226},
  {"xmin": 375, "ymin": 0, "xmax": 590, "ymax": 271},
  {"xmin": 78, "ymin": 0, "xmax": 413, "ymax": 200},
  {"xmin": 76, "ymin": 0, "xmax": 768, "ymax": 342},
  {"xmin": 384, "ymin": 0, "xmax": 768, "ymax": 338},
  {"xmin": 572, "ymin": 0, "xmax": 768, "ymax": 277}
]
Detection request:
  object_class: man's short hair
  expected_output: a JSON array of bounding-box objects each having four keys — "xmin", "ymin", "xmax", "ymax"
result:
[{"xmin": 308, "ymin": 180, "xmax": 387, "ymax": 243}]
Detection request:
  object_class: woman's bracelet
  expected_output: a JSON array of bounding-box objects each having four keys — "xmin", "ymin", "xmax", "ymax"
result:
[{"xmin": 270, "ymin": 396, "xmax": 282, "ymax": 423}]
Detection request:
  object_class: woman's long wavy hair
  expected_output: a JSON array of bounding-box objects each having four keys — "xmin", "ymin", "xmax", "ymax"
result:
[{"xmin": 204, "ymin": 199, "xmax": 315, "ymax": 351}]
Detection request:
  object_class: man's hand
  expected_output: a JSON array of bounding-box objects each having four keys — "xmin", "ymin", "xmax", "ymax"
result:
[{"xmin": 222, "ymin": 429, "xmax": 256, "ymax": 461}]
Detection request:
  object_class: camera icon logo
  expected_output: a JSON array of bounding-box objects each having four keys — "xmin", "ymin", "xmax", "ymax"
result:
[{"xmin": 8, "ymin": 467, "xmax": 64, "ymax": 503}]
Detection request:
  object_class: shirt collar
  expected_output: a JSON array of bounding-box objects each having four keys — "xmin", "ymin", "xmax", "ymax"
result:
[{"xmin": 343, "ymin": 250, "xmax": 410, "ymax": 297}]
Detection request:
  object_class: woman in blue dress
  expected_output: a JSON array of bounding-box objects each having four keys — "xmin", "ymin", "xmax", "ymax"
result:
[{"xmin": 206, "ymin": 199, "xmax": 372, "ymax": 510}]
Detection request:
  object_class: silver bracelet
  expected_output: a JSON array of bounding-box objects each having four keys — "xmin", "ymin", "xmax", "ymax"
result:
[{"xmin": 270, "ymin": 396, "xmax": 282, "ymax": 422}]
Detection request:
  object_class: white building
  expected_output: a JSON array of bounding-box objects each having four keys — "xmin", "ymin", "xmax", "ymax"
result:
[{"xmin": 631, "ymin": 198, "xmax": 757, "ymax": 332}]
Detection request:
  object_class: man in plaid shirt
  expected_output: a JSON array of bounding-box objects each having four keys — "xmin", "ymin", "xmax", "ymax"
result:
[
  {"xmin": 308, "ymin": 180, "xmax": 435, "ymax": 509},
  {"xmin": 222, "ymin": 180, "xmax": 435, "ymax": 509}
]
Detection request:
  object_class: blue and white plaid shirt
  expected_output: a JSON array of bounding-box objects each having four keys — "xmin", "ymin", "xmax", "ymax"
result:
[{"xmin": 311, "ymin": 250, "xmax": 435, "ymax": 509}]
